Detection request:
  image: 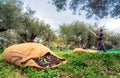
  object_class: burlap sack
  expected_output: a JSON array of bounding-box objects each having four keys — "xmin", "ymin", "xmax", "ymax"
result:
[
  {"xmin": 73, "ymin": 48, "xmax": 88, "ymax": 53},
  {"xmin": 73, "ymin": 48, "xmax": 98, "ymax": 53},
  {"xmin": 2, "ymin": 43, "xmax": 67, "ymax": 69},
  {"xmin": 87, "ymin": 49, "xmax": 98, "ymax": 53}
]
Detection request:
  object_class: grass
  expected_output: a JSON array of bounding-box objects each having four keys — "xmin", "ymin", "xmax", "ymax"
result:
[{"xmin": 1, "ymin": 49, "xmax": 120, "ymax": 78}]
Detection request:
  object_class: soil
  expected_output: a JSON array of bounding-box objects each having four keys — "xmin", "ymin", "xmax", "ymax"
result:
[{"xmin": 33, "ymin": 53, "xmax": 61, "ymax": 67}]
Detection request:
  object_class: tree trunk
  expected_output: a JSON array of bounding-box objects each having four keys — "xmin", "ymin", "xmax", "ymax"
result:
[
  {"xmin": 75, "ymin": 41, "xmax": 81, "ymax": 48},
  {"xmin": 28, "ymin": 33, "xmax": 37, "ymax": 42},
  {"xmin": 0, "ymin": 27, "xmax": 8, "ymax": 32}
]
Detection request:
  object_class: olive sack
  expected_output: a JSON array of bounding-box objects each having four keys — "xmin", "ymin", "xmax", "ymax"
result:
[{"xmin": 2, "ymin": 43, "xmax": 67, "ymax": 69}]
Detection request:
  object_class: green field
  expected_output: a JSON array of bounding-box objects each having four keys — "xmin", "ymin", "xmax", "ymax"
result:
[{"xmin": 1, "ymin": 49, "xmax": 120, "ymax": 78}]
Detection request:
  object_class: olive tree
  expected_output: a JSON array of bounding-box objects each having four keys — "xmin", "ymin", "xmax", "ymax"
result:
[
  {"xmin": 0, "ymin": 0, "xmax": 23, "ymax": 32},
  {"xmin": 107, "ymin": 32, "xmax": 120, "ymax": 49},
  {"xmin": 50, "ymin": 0, "xmax": 120, "ymax": 19},
  {"xmin": 59, "ymin": 21, "xmax": 89, "ymax": 48}
]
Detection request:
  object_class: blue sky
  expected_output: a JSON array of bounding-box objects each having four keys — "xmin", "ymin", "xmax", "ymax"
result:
[{"xmin": 21, "ymin": 0, "xmax": 120, "ymax": 33}]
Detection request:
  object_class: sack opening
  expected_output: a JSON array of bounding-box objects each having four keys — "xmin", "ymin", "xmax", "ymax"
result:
[{"xmin": 33, "ymin": 53, "xmax": 61, "ymax": 67}]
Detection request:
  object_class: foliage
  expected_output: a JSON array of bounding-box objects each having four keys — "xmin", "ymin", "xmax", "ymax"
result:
[
  {"xmin": 0, "ymin": 0, "xmax": 23, "ymax": 32},
  {"xmin": 104, "ymin": 41, "xmax": 113, "ymax": 50},
  {"xmin": 0, "ymin": 0, "xmax": 56, "ymax": 48},
  {"xmin": 107, "ymin": 32, "xmax": 120, "ymax": 49},
  {"xmin": 59, "ymin": 21, "xmax": 97, "ymax": 48},
  {"xmin": 0, "ymin": 30, "xmax": 19, "ymax": 48},
  {"xmin": 40, "ymin": 25, "xmax": 57, "ymax": 48},
  {"xmin": 85, "ymin": 24, "xmax": 97, "ymax": 48},
  {"xmin": 1, "ymin": 49, "xmax": 120, "ymax": 78},
  {"xmin": 0, "ymin": 0, "xmax": 119, "ymax": 49},
  {"xmin": 59, "ymin": 21, "xmax": 88, "ymax": 48},
  {"xmin": 50, "ymin": 0, "xmax": 120, "ymax": 19}
]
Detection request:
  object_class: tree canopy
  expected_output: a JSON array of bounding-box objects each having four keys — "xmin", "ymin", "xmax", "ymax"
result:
[
  {"xmin": 59, "ymin": 21, "xmax": 96, "ymax": 48},
  {"xmin": 0, "ymin": 0, "xmax": 120, "ymax": 49},
  {"xmin": 0, "ymin": 0, "xmax": 23, "ymax": 32},
  {"xmin": 50, "ymin": 0, "xmax": 120, "ymax": 19},
  {"xmin": 0, "ymin": 0, "xmax": 57, "ymax": 48}
]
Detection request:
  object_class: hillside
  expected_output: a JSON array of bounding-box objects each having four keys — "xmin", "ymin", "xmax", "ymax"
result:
[{"xmin": 1, "ymin": 50, "xmax": 120, "ymax": 78}]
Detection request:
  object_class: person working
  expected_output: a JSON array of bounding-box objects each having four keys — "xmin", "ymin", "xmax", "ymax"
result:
[{"xmin": 96, "ymin": 29, "xmax": 107, "ymax": 52}]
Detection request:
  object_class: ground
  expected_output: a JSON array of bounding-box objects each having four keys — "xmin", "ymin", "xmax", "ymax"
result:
[{"xmin": 1, "ymin": 49, "xmax": 120, "ymax": 78}]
